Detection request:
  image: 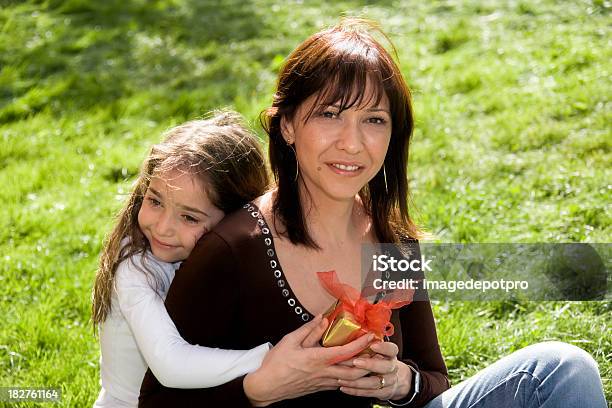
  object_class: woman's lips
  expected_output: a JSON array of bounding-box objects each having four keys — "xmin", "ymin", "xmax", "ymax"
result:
[{"xmin": 326, "ymin": 162, "xmax": 364, "ymax": 176}]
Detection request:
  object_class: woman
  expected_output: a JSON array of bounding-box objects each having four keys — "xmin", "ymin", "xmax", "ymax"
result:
[{"xmin": 140, "ymin": 19, "xmax": 606, "ymax": 407}]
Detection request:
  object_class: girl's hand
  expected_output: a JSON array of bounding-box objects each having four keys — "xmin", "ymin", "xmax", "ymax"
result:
[
  {"xmin": 337, "ymin": 341, "xmax": 413, "ymax": 401},
  {"xmin": 243, "ymin": 315, "xmax": 373, "ymax": 406}
]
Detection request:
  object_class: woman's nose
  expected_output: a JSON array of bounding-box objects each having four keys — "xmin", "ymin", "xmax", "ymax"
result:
[{"xmin": 336, "ymin": 119, "xmax": 364, "ymax": 154}]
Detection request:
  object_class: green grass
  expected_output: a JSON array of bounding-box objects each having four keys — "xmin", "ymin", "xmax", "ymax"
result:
[{"xmin": 0, "ymin": 0, "xmax": 610, "ymax": 406}]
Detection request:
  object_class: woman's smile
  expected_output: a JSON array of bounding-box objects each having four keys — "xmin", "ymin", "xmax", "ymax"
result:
[{"xmin": 326, "ymin": 161, "xmax": 365, "ymax": 176}]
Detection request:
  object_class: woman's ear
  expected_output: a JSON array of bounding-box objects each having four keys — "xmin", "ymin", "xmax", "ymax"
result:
[{"xmin": 280, "ymin": 116, "xmax": 295, "ymax": 144}]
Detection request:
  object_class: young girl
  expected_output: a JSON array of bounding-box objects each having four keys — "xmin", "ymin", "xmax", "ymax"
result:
[{"xmin": 91, "ymin": 111, "xmax": 270, "ymax": 408}]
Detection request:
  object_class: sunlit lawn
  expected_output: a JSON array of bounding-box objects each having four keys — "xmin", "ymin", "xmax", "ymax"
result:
[{"xmin": 0, "ymin": 1, "xmax": 610, "ymax": 406}]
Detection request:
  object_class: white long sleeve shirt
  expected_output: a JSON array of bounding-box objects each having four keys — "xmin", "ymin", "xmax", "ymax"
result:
[{"xmin": 94, "ymin": 250, "xmax": 270, "ymax": 408}]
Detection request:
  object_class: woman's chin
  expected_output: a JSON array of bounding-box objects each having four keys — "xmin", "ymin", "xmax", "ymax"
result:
[
  {"xmin": 321, "ymin": 188, "xmax": 365, "ymax": 203},
  {"xmin": 302, "ymin": 178, "xmax": 368, "ymax": 203}
]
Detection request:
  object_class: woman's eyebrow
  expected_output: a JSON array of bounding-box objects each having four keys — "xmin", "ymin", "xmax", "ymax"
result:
[
  {"xmin": 366, "ymin": 107, "xmax": 390, "ymax": 113},
  {"xmin": 323, "ymin": 104, "xmax": 389, "ymax": 113},
  {"xmin": 316, "ymin": 103, "xmax": 341, "ymax": 109}
]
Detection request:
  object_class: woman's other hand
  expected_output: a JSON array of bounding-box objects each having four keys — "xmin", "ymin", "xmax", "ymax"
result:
[
  {"xmin": 337, "ymin": 341, "xmax": 413, "ymax": 401},
  {"xmin": 243, "ymin": 315, "xmax": 373, "ymax": 406}
]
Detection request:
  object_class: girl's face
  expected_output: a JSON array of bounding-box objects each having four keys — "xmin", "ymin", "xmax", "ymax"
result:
[
  {"xmin": 138, "ymin": 170, "xmax": 225, "ymax": 263},
  {"xmin": 282, "ymin": 81, "xmax": 392, "ymax": 203}
]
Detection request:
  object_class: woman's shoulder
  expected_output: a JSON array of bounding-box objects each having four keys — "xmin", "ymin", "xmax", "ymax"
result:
[
  {"xmin": 212, "ymin": 202, "xmax": 258, "ymax": 234},
  {"xmin": 205, "ymin": 202, "xmax": 264, "ymax": 251}
]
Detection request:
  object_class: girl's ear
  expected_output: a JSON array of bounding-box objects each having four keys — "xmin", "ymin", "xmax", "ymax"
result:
[{"xmin": 280, "ymin": 116, "xmax": 295, "ymax": 144}]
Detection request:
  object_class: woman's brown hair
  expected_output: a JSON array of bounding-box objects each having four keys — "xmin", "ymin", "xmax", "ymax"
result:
[
  {"xmin": 261, "ymin": 18, "xmax": 421, "ymax": 247},
  {"xmin": 92, "ymin": 110, "xmax": 268, "ymax": 325}
]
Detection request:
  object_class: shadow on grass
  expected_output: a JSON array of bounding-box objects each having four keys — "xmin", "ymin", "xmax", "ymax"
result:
[{"xmin": 1, "ymin": 0, "xmax": 266, "ymax": 123}]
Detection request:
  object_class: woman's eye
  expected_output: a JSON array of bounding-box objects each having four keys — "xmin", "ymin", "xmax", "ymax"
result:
[
  {"xmin": 182, "ymin": 215, "xmax": 200, "ymax": 224},
  {"xmin": 321, "ymin": 110, "xmax": 339, "ymax": 119},
  {"xmin": 368, "ymin": 117, "xmax": 387, "ymax": 125}
]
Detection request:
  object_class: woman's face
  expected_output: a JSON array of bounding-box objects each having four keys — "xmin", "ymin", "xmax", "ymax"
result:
[{"xmin": 282, "ymin": 81, "xmax": 392, "ymax": 203}]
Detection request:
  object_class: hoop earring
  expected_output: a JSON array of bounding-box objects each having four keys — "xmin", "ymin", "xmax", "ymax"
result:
[
  {"xmin": 383, "ymin": 165, "xmax": 388, "ymax": 194},
  {"xmin": 288, "ymin": 143, "xmax": 299, "ymax": 182}
]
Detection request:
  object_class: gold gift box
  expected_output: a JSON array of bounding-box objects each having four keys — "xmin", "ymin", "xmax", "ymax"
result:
[
  {"xmin": 322, "ymin": 309, "xmax": 363, "ymax": 347},
  {"xmin": 321, "ymin": 301, "xmax": 382, "ymax": 354}
]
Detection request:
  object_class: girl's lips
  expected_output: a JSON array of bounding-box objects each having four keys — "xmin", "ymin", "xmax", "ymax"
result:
[{"xmin": 151, "ymin": 236, "xmax": 176, "ymax": 248}]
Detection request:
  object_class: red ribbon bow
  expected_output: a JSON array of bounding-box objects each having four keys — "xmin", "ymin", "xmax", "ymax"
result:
[{"xmin": 317, "ymin": 270, "xmax": 414, "ymax": 341}]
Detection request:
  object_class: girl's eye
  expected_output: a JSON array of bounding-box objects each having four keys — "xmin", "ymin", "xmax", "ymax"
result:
[
  {"xmin": 148, "ymin": 197, "xmax": 162, "ymax": 207},
  {"xmin": 182, "ymin": 215, "xmax": 200, "ymax": 224}
]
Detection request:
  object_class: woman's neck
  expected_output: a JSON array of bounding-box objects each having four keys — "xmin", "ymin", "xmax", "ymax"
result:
[
  {"xmin": 298, "ymin": 185, "xmax": 367, "ymax": 249},
  {"xmin": 257, "ymin": 187, "xmax": 371, "ymax": 249}
]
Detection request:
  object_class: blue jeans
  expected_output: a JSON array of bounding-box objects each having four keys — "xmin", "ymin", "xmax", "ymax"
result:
[{"xmin": 423, "ymin": 341, "xmax": 607, "ymax": 408}]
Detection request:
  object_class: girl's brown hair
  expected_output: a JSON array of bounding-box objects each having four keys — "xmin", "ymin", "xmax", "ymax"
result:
[
  {"xmin": 261, "ymin": 18, "xmax": 421, "ymax": 248},
  {"xmin": 92, "ymin": 110, "xmax": 268, "ymax": 325}
]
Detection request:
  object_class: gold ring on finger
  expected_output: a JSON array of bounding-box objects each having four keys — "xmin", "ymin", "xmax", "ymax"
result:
[{"xmin": 377, "ymin": 375, "xmax": 385, "ymax": 389}]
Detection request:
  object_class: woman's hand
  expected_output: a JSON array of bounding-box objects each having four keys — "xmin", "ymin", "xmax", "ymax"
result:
[
  {"xmin": 243, "ymin": 315, "xmax": 373, "ymax": 406},
  {"xmin": 337, "ymin": 341, "xmax": 413, "ymax": 401}
]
